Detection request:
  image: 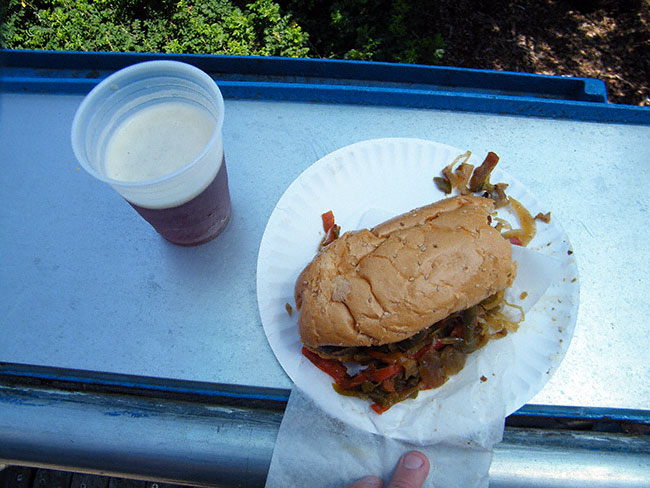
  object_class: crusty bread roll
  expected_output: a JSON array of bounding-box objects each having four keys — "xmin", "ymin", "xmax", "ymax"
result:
[{"xmin": 294, "ymin": 196, "xmax": 516, "ymax": 347}]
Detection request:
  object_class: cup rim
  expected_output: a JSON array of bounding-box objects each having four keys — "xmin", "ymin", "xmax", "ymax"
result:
[{"xmin": 70, "ymin": 60, "xmax": 225, "ymax": 189}]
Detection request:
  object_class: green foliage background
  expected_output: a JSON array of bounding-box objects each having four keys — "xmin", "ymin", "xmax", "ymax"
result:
[
  {"xmin": 278, "ymin": 0, "xmax": 444, "ymax": 64},
  {"xmin": 0, "ymin": 0, "xmax": 444, "ymax": 64},
  {"xmin": 0, "ymin": 0, "xmax": 309, "ymax": 56}
]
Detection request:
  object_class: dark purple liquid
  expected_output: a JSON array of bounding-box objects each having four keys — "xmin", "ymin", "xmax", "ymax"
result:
[{"xmin": 129, "ymin": 157, "xmax": 231, "ymax": 246}]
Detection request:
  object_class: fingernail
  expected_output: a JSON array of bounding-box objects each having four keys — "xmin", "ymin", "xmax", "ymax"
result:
[{"xmin": 403, "ymin": 452, "xmax": 424, "ymax": 470}]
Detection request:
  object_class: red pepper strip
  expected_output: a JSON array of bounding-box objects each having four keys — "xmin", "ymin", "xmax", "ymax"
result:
[
  {"xmin": 321, "ymin": 210, "xmax": 335, "ymax": 233},
  {"xmin": 433, "ymin": 340, "xmax": 445, "ymax": 351},
  {"xmin": 343, "ymin": 364, "xmax": 377, "ymax": 388},
  {"xmin": 368, "ymin": 364, "xmax": 403, "ymax": 382},
  {"xmin": 371, "ymin": 403, "xmax": 390, "ymax": 415},
  {"xmin": 302, "ymin": 346, "xmax": 350, "ymax": 385},
  {"xmin": 509, "ymin": 237, "xmax": 523, "ymax": 246},
  {"xmin": 411, "ymin": 344, "xmax": 432, "ymax": 359},
  {"xmin": 302, "ymin": 347, "xmax": 403, "ymax": 389},
  {"xmin": 343, "ymin": 363, "xmax": 403, "ymax": 389}
]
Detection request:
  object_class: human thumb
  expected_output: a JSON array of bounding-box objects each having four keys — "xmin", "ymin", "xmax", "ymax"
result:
[{"xmin": 386, "ymin": 451, "xmax": 430, "ymax": 488}]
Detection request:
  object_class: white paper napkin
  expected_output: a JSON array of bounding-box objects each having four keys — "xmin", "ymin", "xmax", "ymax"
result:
[{"xmin": 266, "ymin": 387, "xmax": 500, "ymax": 488}]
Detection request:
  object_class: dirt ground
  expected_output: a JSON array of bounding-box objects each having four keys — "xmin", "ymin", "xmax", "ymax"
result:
[{"xmin": 431, "ymin": 0, "xmax": 649, "ymax": 105}]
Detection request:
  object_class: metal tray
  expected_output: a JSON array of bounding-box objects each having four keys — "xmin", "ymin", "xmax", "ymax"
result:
[{"xmin": 1, "ymin": 50, "xmax": 649, "ymax": 487}]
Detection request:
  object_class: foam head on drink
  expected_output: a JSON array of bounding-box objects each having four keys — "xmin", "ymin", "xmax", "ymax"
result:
[
  {"xmin": 104, "ymin": 101, "xmax": 231, "ymax": 246},
  {"xmin": 71, "ymin": 61, "xmax": 231, "ymax": 246}
]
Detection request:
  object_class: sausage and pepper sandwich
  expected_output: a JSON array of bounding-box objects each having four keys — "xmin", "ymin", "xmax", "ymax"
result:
[{"xmin": 294, "ymin": 195, "xmax": 518, "ymax": 413}]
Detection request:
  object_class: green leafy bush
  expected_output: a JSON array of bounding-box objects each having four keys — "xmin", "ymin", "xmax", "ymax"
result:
[
  {"xmin": 278, "ymin": 0, "xmax": 445, "ymax": 64},
  {"xmin": 0, "ymin": 0, "xmax": 310, "ymax": 57},
  {"xmin": 0, "ymin": 0, "xmax": 444, "ymax": 65}
]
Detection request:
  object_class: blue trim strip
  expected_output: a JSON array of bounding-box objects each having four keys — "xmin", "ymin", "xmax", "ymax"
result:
[
  {"xmin": 4, "ymin": 74, "xmax": 649, "ymax": 125},
  {"xmin": 514, "ymin": 404, "xmax": 650, "ymax": 424},
  {"xmin": 2, "ymin": 363, "xmax": 649, "ymax": 423},
  {"xmin": 4, "ymin": 49, "xmax": 650, "ymax": 125},
  {"xmin": 0, "ymin": 363, "xmax": 290, "ymax": 403},
  {"xmin": 0, "ymin": 48, "xmax": 607, "ymax": 101}
]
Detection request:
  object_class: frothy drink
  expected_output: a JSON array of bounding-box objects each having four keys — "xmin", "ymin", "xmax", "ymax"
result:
[
  {"xmin": 128, "ymin": 160, "xmax": 230, "ymax": 246},
  {"xmin": 71, "ymin": 61, "xmax": 230, "ymax": 246},
  {"xmin": 103, "ymin": 101, "xmax": 231, "ymax": 245}
]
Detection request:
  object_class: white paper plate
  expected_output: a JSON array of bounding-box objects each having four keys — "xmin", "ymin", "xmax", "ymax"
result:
[{"xmin": 256, "ymin": 138, "xmax": 579, "ymax": 444}]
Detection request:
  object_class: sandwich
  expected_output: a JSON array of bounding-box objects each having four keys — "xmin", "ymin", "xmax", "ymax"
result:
[{"xmin": 294, "ymin": 195, "xmax": 519, "ymax": 413}]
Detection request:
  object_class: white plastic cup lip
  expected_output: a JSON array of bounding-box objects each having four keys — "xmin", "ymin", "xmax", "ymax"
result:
[{"xmin": 70, "ymin": 60, "xmax": 225, "ymax": 190}]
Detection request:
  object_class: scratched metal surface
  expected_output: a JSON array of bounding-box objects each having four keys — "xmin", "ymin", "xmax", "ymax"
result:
[
  {"xmin": 1, "ymin": 91, "xmax": 649, "ymax": 410},
  {"xmin": 1, "ymin": 386, "xmax": 649, "ymax": 487}
]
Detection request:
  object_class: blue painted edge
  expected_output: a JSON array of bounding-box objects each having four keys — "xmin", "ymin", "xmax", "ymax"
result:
[
  {"xmin": 2, "ymin": 362, "xmax": 649, "ymax": 423},
  {"xmin": 514, "ymin": 404, "xmax": 650, "ymax": 424},
  {"xmin": 3, "ymin": 49, "xmax": 650, "ymax": 125},
  {"xmin": 0, "ymin": 48, "xmax": 608, "ymax": 101},
  {"xmin": 0, "ymin": 362, "xmax": 290, "ymax": 403}
]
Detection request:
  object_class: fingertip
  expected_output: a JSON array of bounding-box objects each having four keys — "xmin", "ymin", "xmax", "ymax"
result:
[
  {"xmin": 402, "ymin": 451, "xmax": 429, "ymax": 472},
  {"xmin": 386, "ymin": 451, "xmax": 430, "ymax": 488}
]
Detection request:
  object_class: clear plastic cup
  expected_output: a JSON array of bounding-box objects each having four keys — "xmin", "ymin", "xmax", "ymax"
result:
[{"xmin": 71, "ymin": 60, "xmax": 231, "ymax": 246}]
